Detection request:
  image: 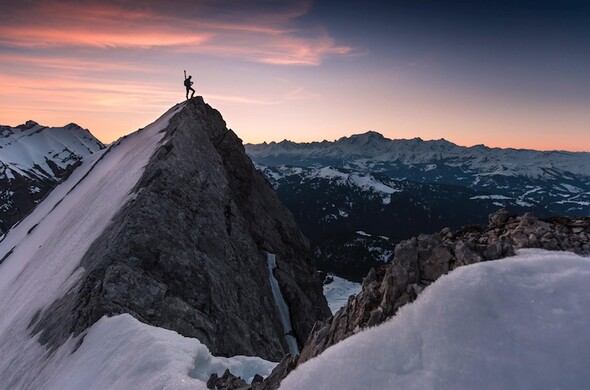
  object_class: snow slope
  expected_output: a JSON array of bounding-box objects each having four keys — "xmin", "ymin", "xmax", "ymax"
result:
[
  {"xmin": 0, "ymin": 104, "xmax": 190, "ymax": 387},
  {"xmin": 282, "ymin": 249, "xmax": 590, "ymax": 390},
  {"xmin": 31, "ymin": 314, "xmax": 274, "ymax": 390},
  {"xmin": 0, "ymin": 120, "xmax": 105, "ymax": 234},
  {"xmin": 323, "ymin": 275, "xmax": 362, "ymax": 314},
  {"xmin": 0, "ymin": 120, "xmax": 103, "ymax": 180},
  {"xmin": 0, "ymin": 103, "xmax": 279, "ymax": 389}
]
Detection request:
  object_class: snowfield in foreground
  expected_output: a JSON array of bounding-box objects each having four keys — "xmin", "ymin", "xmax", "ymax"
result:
[
  {"xmin": 282, "ymin": 249, "xmax": 590, "ymax": 390},
  {"xmin": 40, "ymin": 314, "xmax": 275, "ymax": 390}
]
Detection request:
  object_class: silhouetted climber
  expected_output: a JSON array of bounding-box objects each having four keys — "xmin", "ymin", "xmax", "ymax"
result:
[{"xmin": 184, "ymin": 70, "xmax": 195, "ymax": 99}]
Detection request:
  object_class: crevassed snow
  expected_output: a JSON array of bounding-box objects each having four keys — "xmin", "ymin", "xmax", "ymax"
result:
[
  {"xmin": 323, "ymin": 275, "xmax": 362, "ymax": 314},
  {"xmin": 0, "ymin": 104, "xmax": 184, "ymax": 388},
  {"xmin": 282, "ymin": 249, "xmax": 590, "ymax": 390},
  {"xmin": 31, "ymin": 314, "xmax": 275, "ymax": 390}
]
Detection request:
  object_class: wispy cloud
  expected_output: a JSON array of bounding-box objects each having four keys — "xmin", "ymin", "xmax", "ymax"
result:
[
  {"xmin": 0, "ymin": 0, "xmax": 352, "ymax": 65},
  {"xmin": 0, "ymin": 0, "xmax": 355, "ymax": 143},
  {"xmin": 284, "ymin": 87, "xmax": 319, "ymax": 101},
  {"xmin": 205, "ymin": 94, "xmax": 280, "ymax": 105}
]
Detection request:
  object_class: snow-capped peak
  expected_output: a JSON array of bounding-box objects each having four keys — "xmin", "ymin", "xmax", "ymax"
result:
[
  {"xmin": 246, "ymin": 132, "xmax": 590, "ymax": 178},
  {"xmin": 0, "ymin": 121, "xmax": 105, "ymax": 178},
  {"xmin": 337, "ymin": 131, "xmax": 386, "ymax": 145},
  {"xmin": 0, "ymin": 120, "xmax": 106, "ymax": 234}
]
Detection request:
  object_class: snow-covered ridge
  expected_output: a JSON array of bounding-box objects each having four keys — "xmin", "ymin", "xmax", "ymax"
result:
[
  {"xmin": 323, "ymin": 275, "xmax": 362, "ymax": 314},
  {"xmin": 0, "ymin": 120, "xmax": 104, "ymax": 180},
  {"xmin": 246, "ymin": 131, "xmax": 590, "ymax": 178},
  {"xmin": 0, "ymin": 120, "xmax": 106, "ymax": 235},
  {"xmin": 0, "ymin": 104, "xmax": 184, "ymax": 388}
]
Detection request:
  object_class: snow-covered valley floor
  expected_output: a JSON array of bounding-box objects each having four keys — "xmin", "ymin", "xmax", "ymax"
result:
[{"xmin": 323, "ymin": 275, "xmax": 362, "ymax": 314}]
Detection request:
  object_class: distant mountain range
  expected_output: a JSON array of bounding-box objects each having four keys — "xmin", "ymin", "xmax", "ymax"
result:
[
  {"xmin": 0, "ymin": 120, "xmax": 104, "ymax": 235},
  {"xmin": 246, "ymin": 132, "xmax": 590, "ymax": 280}
]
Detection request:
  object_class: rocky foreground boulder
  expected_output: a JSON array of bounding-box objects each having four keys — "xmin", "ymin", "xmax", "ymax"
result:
[
  {"xmin": 29, "ymin": 97, "xmax": 330, "ymax": 361},
  {"xmin": 214, "ymin": 209, "xmax": 589, "ymax": 389}
]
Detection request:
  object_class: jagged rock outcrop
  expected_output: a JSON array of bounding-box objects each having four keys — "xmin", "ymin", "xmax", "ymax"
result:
[
  {"xmin": 30, "ymin": 97, "xmax": 330, "ymax": 361},
  {"xmin": 207, "ymin": 369, "xmax": 249, "ymax": 390},
  {"xmin": 233, "ymin": 209, "xmax": 590, "ymax": 389},
  {"xmin": 299, "ymin": 210, "xmax": 589, "ymax": 363}
]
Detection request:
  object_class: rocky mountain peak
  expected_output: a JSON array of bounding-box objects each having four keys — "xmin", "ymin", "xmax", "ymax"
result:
[
  {"xmin": 22, "ymin": 120, "xmax": 40, "ymax": 128},
  {"xmin": 29, "ymin": 97, "xmax": 330, "ymax": 362},
  {"xmin": 64, "ymin": 122, "xmax": 83, "ymax": 130},
  {"xmin": 339, "ymin": 131, "xmax": 386, "ymax": 144},
  {"xmin": 217, "ymin": 209, "xmax": 590, "ymax": 389}
]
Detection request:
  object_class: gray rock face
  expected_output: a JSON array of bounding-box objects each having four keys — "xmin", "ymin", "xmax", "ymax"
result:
[
  {"xmin": 31, "ymin": 98, "xmax": 330, "ymax": 361},
  {"xmin": 245, "ymin": 209, "xmax": 590, "ymax": 388}
]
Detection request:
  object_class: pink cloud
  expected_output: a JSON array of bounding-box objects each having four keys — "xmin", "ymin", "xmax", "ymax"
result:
[{"xmin": 0, "ymin": 0, "xmax": 352, "ymax": 65}]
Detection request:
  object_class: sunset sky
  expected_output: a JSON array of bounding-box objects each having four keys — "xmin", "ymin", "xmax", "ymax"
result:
[{"xmin": 1, "ymin": 0, "xmax": 589, "ymax": 151}]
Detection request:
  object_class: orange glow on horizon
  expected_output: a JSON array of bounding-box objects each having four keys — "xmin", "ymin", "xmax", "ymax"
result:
[{"xmin": 0, "ymin": 1, "xmax": 588, "ymax": 153}]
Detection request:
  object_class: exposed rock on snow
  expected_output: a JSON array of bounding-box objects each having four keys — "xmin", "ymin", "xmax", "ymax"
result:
[
  {"xmin": 241, "ymin": 209, "xmax": 590, "ymax": 388},
  {"xmin": 27, "ymin": 97, "xmax": 330, "ymax": 362},
  {"xmin": 207, "ymin": 369, "xmax": 248, "ymax": 390}
]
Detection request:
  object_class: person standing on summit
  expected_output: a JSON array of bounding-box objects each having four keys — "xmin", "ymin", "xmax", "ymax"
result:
[{"xmin": 184, "ymin": 71, "xmax": 195, "ymax": 99}]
